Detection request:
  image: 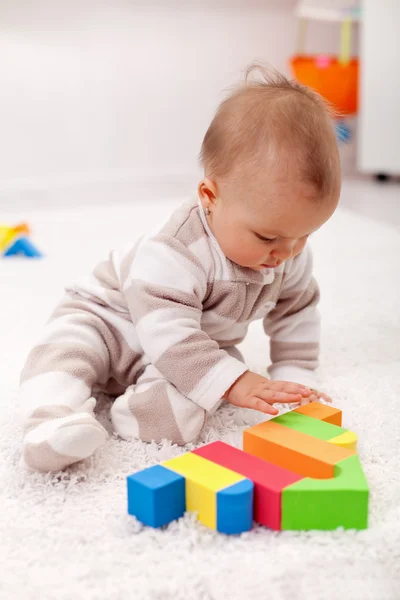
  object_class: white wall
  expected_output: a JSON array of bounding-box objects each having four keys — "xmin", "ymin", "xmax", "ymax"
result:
[{"xmin": 0, "ymin": 0, "xmax": 344, "ymax": 208}]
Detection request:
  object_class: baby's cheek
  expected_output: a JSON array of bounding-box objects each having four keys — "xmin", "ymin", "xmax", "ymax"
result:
[
  {"xmin": 221, "ymin": 237, "xmax": 262, "ymax": 267},
  {"xmin": 294, "ymin": 239, "xmax": 307, "ymax": 256},
  {"xmin": 213, "ymin": 220, "xmax": 265, "ymax": 267}
]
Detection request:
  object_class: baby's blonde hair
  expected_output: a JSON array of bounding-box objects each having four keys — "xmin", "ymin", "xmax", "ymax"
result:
[{"xmin": 199, "ymin": 64, "xmax": 341, "ymax": 199}]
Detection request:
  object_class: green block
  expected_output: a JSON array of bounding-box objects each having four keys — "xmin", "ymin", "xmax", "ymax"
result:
[
  {"xmin": 282, "ymin": 455, "xmax": 369, "ymax": 530},
  {"xmin": 272, "ymin": 411, "xmax": 347, "ymax": 441}
]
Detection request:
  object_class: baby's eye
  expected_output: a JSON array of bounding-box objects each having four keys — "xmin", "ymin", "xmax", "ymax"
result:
[{"xmin": 256, "ymin": 234, "xmax": 277, "ymax": 244}]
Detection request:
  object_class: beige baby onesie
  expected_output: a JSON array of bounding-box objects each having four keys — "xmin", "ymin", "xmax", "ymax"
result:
[{"xmin": 19, "ymin": 197, "xmax": 320, "ymax": 471}]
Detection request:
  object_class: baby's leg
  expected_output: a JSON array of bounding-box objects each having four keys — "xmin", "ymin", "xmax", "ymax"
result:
[
  {"xmin": 110, "ymin": 365, "xmax": 206, "ymax": 445},
  {"xmin": 19, "ymin": 299, "xmax": 112, "ymax": 472}
]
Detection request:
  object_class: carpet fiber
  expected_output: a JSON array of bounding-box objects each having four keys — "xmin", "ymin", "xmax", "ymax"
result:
[{"xmin": 1, "ymin": 194, "xmax": 400, "ymax": 600}]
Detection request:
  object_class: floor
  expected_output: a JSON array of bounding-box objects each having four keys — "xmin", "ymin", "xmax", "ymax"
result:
[{"xmin": 339, "ymin": 176, "xmax": 400, "ymax": 230}]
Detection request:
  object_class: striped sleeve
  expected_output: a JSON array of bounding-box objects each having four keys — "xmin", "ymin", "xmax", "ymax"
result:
[
  {"xmin": 122, "ymin": 234, "xmax": 248, "ymax": 412},
  {"xmin": 263, "ymin": 244, "xmax": 320, "ymax": 382}
]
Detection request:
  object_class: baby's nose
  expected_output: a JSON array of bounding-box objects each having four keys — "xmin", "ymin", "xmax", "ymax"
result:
[{"xmin": 271, "ymin": 243, "xmax": 294, "ymax": 260}]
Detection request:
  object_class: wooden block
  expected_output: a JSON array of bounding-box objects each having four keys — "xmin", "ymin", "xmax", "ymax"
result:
[
  {"xmin": 193, "ymin": 441, "xmax": 303, "ymax": 530},
  {"xmin": 282, "ymin": 455, "xmax": 369, "ymax": 530},
  {"xmin": 294, "ymin": 402, "xmax": 342, "ymax": 426},
  {"xmin": 329, "ymin": 430, "xmax": 358, "ymax": 451},
  {"xmin": 163, "ymin": 452, "xmax": 253, "ymax": 534},
  {"xmin": 271, "ymin": 411, "xmax": 346, "ymax": 440},
  {"xmin": 127, "ymin": 465, "xmax": 185, "ymax": 528},
  {"xmin": 243, "ymin": 420, "xmax": 354, "ymax": 479}
]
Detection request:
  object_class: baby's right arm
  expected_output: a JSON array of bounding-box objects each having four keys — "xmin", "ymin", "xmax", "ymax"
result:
[
  {"xmin": 122, "ymin": 234, "xmax": 310, "ymax": 415},
  {"xmin": 122, "ymin": 234, "xmax": 248, "ymax": 413}
]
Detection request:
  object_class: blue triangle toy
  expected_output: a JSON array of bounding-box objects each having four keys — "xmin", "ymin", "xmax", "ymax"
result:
[{"xmin": 3, "ymin": 236, "xmax": 43, "ymax": 258}]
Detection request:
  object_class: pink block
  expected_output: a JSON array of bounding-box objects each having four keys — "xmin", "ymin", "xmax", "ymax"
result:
[{"xmin": 193, "ymin": 441, "xmax": 303, "ymax": 530}]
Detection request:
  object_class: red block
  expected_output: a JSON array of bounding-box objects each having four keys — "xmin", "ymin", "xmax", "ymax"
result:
[{"xmin": 193, "ymin": 441, "xmax": 303, "ymax": 530}]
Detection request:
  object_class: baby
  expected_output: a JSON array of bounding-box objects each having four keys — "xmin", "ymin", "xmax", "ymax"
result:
[{"xmin": 19, "ymin": 66, "xmax": 341, "ymax": 472}]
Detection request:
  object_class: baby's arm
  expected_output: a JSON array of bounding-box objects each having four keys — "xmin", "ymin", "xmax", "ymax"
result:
[
  {"xmin": 123, "ymin": 234, "xmax": 247, "ymax": 413},
  {"xmin": 264, "ymin": 244, "xmax": 323, "ymax": 393},
  {"xmin": 122, "ymin": 234, "xmax": 310, "ymax": 414}
]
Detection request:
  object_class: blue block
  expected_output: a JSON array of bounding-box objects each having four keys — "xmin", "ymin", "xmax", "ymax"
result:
[
  {"xmin": 217, "ymin": 479, "xmax": 254, "ymax": 534},
  {"xmin": 127, "ymin": 465, "xmax": 185, "ymax": 528},
  {"xmin": 4, "ymin": 237, "xmax": 43, "ymax": 258}
]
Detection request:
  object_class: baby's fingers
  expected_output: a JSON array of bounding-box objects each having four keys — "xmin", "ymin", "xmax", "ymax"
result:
[
  {"xmin": 309, "ymin": 390, "xmax": 333, "ymax": 404},
  {"xmin": 244, "ymin": 396, "xmax": 280, "ymax": 415},
  {"xmin": 269, "ymin": 380, "xmax": 311, "ymax": 397},
  {"xmin": 244, "ymin": 389, "xmax": 304, "ymax": 415},
  {"xmin": 259, "ymin": 388, "xmax": 304, "ymax": 405},
  {"xmin": 300, "ymin": 390, "xmax": 333, "ymax": 406}
]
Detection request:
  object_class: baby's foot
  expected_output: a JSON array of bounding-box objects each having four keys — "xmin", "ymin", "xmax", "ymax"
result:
[{"xmin": 22, "ymin": 399, "xmax": 108, "ymax": 472}]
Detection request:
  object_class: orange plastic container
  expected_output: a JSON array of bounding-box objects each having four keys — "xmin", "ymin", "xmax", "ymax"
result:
[{"xmin": 291, "ymin": 55, "xmax": 359, "ymax": 116}]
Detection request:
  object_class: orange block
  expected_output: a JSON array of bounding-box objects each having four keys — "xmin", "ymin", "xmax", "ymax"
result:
[
  {"xmin": 14, "ymin": 223, "xmax": 30, "ymax": 236},
  {"xmin": 294, "ymin": 402, "xmax": 342, "ymax": 426},
  {"xmin": 243, "ymin": 421, "xmax": 354, "ymax": 479}
]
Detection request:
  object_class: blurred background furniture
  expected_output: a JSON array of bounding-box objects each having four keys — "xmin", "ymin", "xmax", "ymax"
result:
[{"xmin": 358, "ymin": 0, "xmax": 400, "ymax": 179}]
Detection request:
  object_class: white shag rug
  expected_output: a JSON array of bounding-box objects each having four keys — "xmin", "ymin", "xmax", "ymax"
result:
[{"xmin": 1, "ymin": 190, "xmax": 400, "ymax": 600}]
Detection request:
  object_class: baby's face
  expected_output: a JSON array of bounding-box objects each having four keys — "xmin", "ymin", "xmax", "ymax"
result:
[{"xmin": 200, "ymin": 171, "xmax": 339, "ymax": 270}]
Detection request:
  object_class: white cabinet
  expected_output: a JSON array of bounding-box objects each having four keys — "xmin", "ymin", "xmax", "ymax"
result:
[{"xmin": 358, "ymin": 0, "xmax": 400, "ymax": 175}]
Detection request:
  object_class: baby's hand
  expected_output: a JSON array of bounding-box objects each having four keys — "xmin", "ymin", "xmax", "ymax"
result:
[
  {"xmin": 224, "ymin": 371, "xmax": 312, "ymax": 416},
  {"xmin": 304, "ymin": 388, "xmax": 333, "ymax": 404}
]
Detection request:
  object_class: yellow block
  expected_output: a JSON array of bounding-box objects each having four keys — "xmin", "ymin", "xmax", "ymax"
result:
[
  {"xmin": 163, "ymin": 452, "xmax": 245, "ymax": 530},
  {"xmin": 329, "ymin": 430, "xmax": 358, "ymax": 451},
  {"xmin": 0, "ymin": 226, "xmax": 15, "ymax": 253}
]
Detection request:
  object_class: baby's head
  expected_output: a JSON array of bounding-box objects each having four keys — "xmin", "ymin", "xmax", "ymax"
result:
[{"xmin": 198, "ymin": 65, "xmax": 341, "ymax": 270}]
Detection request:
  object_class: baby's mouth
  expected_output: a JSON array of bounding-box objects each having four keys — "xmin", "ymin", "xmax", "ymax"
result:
[{"xmin": 261, "ymin": 263, "xmax": 279, "ymax": 268}]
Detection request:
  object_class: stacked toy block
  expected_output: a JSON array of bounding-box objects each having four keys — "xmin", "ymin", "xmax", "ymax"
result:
[
  {"xmin": 127, "ymin": 402, "xmax": 369, "ymax": 533},
  {"xmin": 0, "ymin": 223, "xmax": 42, "ymax": 258}
]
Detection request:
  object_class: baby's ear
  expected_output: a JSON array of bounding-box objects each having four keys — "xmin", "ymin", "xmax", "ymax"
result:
[{"xmin": 198, "ymin": 178, "xmax": 218, "ymax": 205}]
